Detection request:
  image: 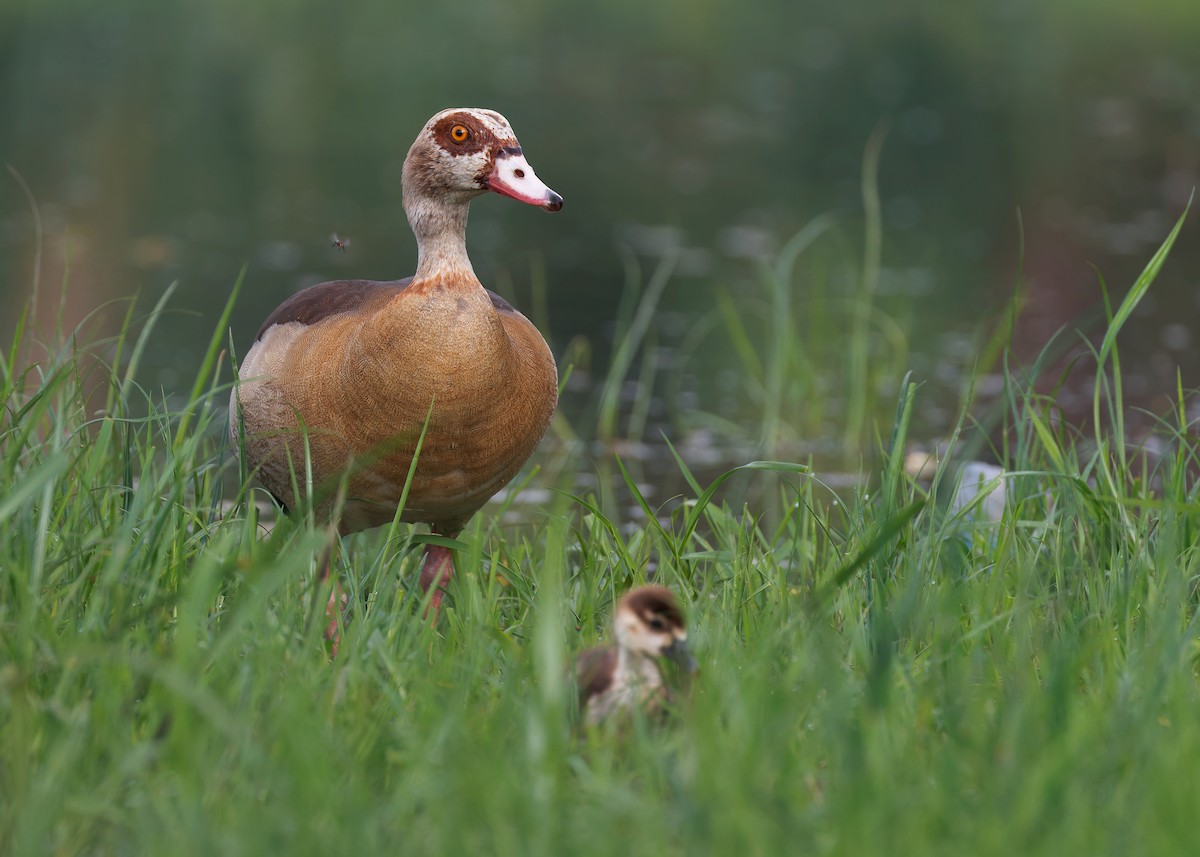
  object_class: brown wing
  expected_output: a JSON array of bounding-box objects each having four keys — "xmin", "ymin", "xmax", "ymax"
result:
[
  {"xmin": 254, "ymin": 278, "xmax": 524, "ymax": 341},
  {"xmin": 574, "ymin": 645, "xmax": 617, "ymax": 711},
  {"xmin": 253, "ymin": 277, "xmax": 415, "ymax": 341}
]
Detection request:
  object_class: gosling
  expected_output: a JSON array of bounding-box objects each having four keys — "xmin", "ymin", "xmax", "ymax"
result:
[{"xmin": 575, "ymin": 586, "xmax": 698, "ymax": 726}]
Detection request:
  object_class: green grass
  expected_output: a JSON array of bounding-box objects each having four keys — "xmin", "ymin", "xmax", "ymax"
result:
[{"xmin": 3, "ymin": 211, "xmax": 1200, "ymax": 856}]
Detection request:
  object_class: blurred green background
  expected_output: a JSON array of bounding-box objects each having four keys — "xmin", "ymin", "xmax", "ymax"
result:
[{"xmin": 2, "ymin": 0, "xmax": 1198, "ymax": 444}]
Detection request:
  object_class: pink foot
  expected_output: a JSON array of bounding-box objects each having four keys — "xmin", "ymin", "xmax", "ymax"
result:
[
  {"xmin": 314, "ymin": 542, "xmax": 347, "ymax": 658},
  {"xmin": 324, "ymin": 580, "xmax": 348, "ymax": 657},
  {"xmin": 418, "ymin": 543, "xmax": 455, "ymax": 619}
]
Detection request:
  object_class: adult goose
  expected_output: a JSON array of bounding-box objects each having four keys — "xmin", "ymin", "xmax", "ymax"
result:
[
  {"xmin": 575, "ymin": 586, "xmax": 699, "ymax": 726},
  {"xmin": 231, "ymin": 107, "xmax": 562, "ymax": 616}
]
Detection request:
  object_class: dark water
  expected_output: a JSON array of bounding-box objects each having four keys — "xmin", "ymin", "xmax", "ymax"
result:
[{"xmin": 3, "ymin": 0, "xmax": 1199, "ymax": 462}]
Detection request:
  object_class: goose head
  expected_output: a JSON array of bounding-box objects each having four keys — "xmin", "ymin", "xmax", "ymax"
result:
[
  {"xmin": 614, "ymin": 586, "xmax": 698, "ymax": 673},
  {"xmin": 403, "ymin": 107, "xmax": 563, "ymax": 213}
]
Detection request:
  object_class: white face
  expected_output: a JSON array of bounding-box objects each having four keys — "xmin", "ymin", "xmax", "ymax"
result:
[
  {"xmin": 407, "ymin": 107, "xmax": 562, "ymax": 211},
  {"xmin": 614, "ymin": 604, "xmax": 686, "ymax": 658}
]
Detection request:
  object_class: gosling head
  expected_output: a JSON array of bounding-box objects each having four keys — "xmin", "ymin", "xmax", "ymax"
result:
[{"xmin": 613, "ymin": 585, "xmax": 698, "ymax": 673}]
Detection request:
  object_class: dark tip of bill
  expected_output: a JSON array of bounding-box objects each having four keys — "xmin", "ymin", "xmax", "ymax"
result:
[{"xmin": 545, "ymin": 191, "xmax": 564, "ymax": 212}]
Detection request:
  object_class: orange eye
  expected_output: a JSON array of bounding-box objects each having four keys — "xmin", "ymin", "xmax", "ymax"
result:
[{"xmin": 450, "ymin": 124, "xmax": 470, "ymax": 142}]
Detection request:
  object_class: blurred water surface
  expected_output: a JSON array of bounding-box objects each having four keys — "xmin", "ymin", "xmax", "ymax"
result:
[{"xmin": 2, "ymin": 0, "xmax": 1199, "ymax": 457}]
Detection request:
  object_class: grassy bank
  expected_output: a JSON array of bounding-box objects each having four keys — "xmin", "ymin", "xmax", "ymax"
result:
[{"xmin": 3, "ymin": 214, "xmax": 1200, "ymax": 856}]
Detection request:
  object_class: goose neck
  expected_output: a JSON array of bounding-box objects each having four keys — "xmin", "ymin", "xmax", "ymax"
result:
[{"xmin": 406, "ymin": 192, "xmax": 477, "ymax": 283}]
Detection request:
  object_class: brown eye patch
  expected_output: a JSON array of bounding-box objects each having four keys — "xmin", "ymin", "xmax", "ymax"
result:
[{"xmin": 431, "ymin": 113, "xmax": 494, "ymax": 154}]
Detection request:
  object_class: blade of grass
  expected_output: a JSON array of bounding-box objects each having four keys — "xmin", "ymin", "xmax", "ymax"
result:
[{"xmin": 173, "ymin": 266, "xmax": 245, "ymax": 449}]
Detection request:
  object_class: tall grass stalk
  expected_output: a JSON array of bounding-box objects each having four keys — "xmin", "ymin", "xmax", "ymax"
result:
[
  {"xmin": 844, "ymin": 122, "xmax": 888, "ymax": 457},
  {"xmin": 595, "ymin": 247, "xmax": 678, "ymax": 443}
]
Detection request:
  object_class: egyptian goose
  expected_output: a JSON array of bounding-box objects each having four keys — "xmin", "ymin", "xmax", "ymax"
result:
[
  {"xmin": 575, "ymin": 586, "xmax": 699, "ymax": 726},
  {"xmin": 231, "ymin": 108, "xmax": 562, "ymax": 616}
]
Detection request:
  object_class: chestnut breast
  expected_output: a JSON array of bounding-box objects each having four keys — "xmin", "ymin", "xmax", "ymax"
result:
[{"xmin": 233, "ymin": 277, "xmax": 557, "ymax": 532}]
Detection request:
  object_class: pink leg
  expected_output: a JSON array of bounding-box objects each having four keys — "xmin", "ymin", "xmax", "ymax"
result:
[
  {"xmin": 319, "ymin": 542, "xmax": 347, "ymax": 658},
  {"xmin": 418, "ymin": 543, "xmax": 456, "ymax": 617},
  {"xmin": 324, "ymin": 579, "xmax": 347, "ymax": 658}
]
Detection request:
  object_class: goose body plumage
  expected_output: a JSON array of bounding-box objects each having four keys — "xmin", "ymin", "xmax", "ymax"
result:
[{"xmin": 231, "ymin": 107, "xmax": 562, "ymax": 614}]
